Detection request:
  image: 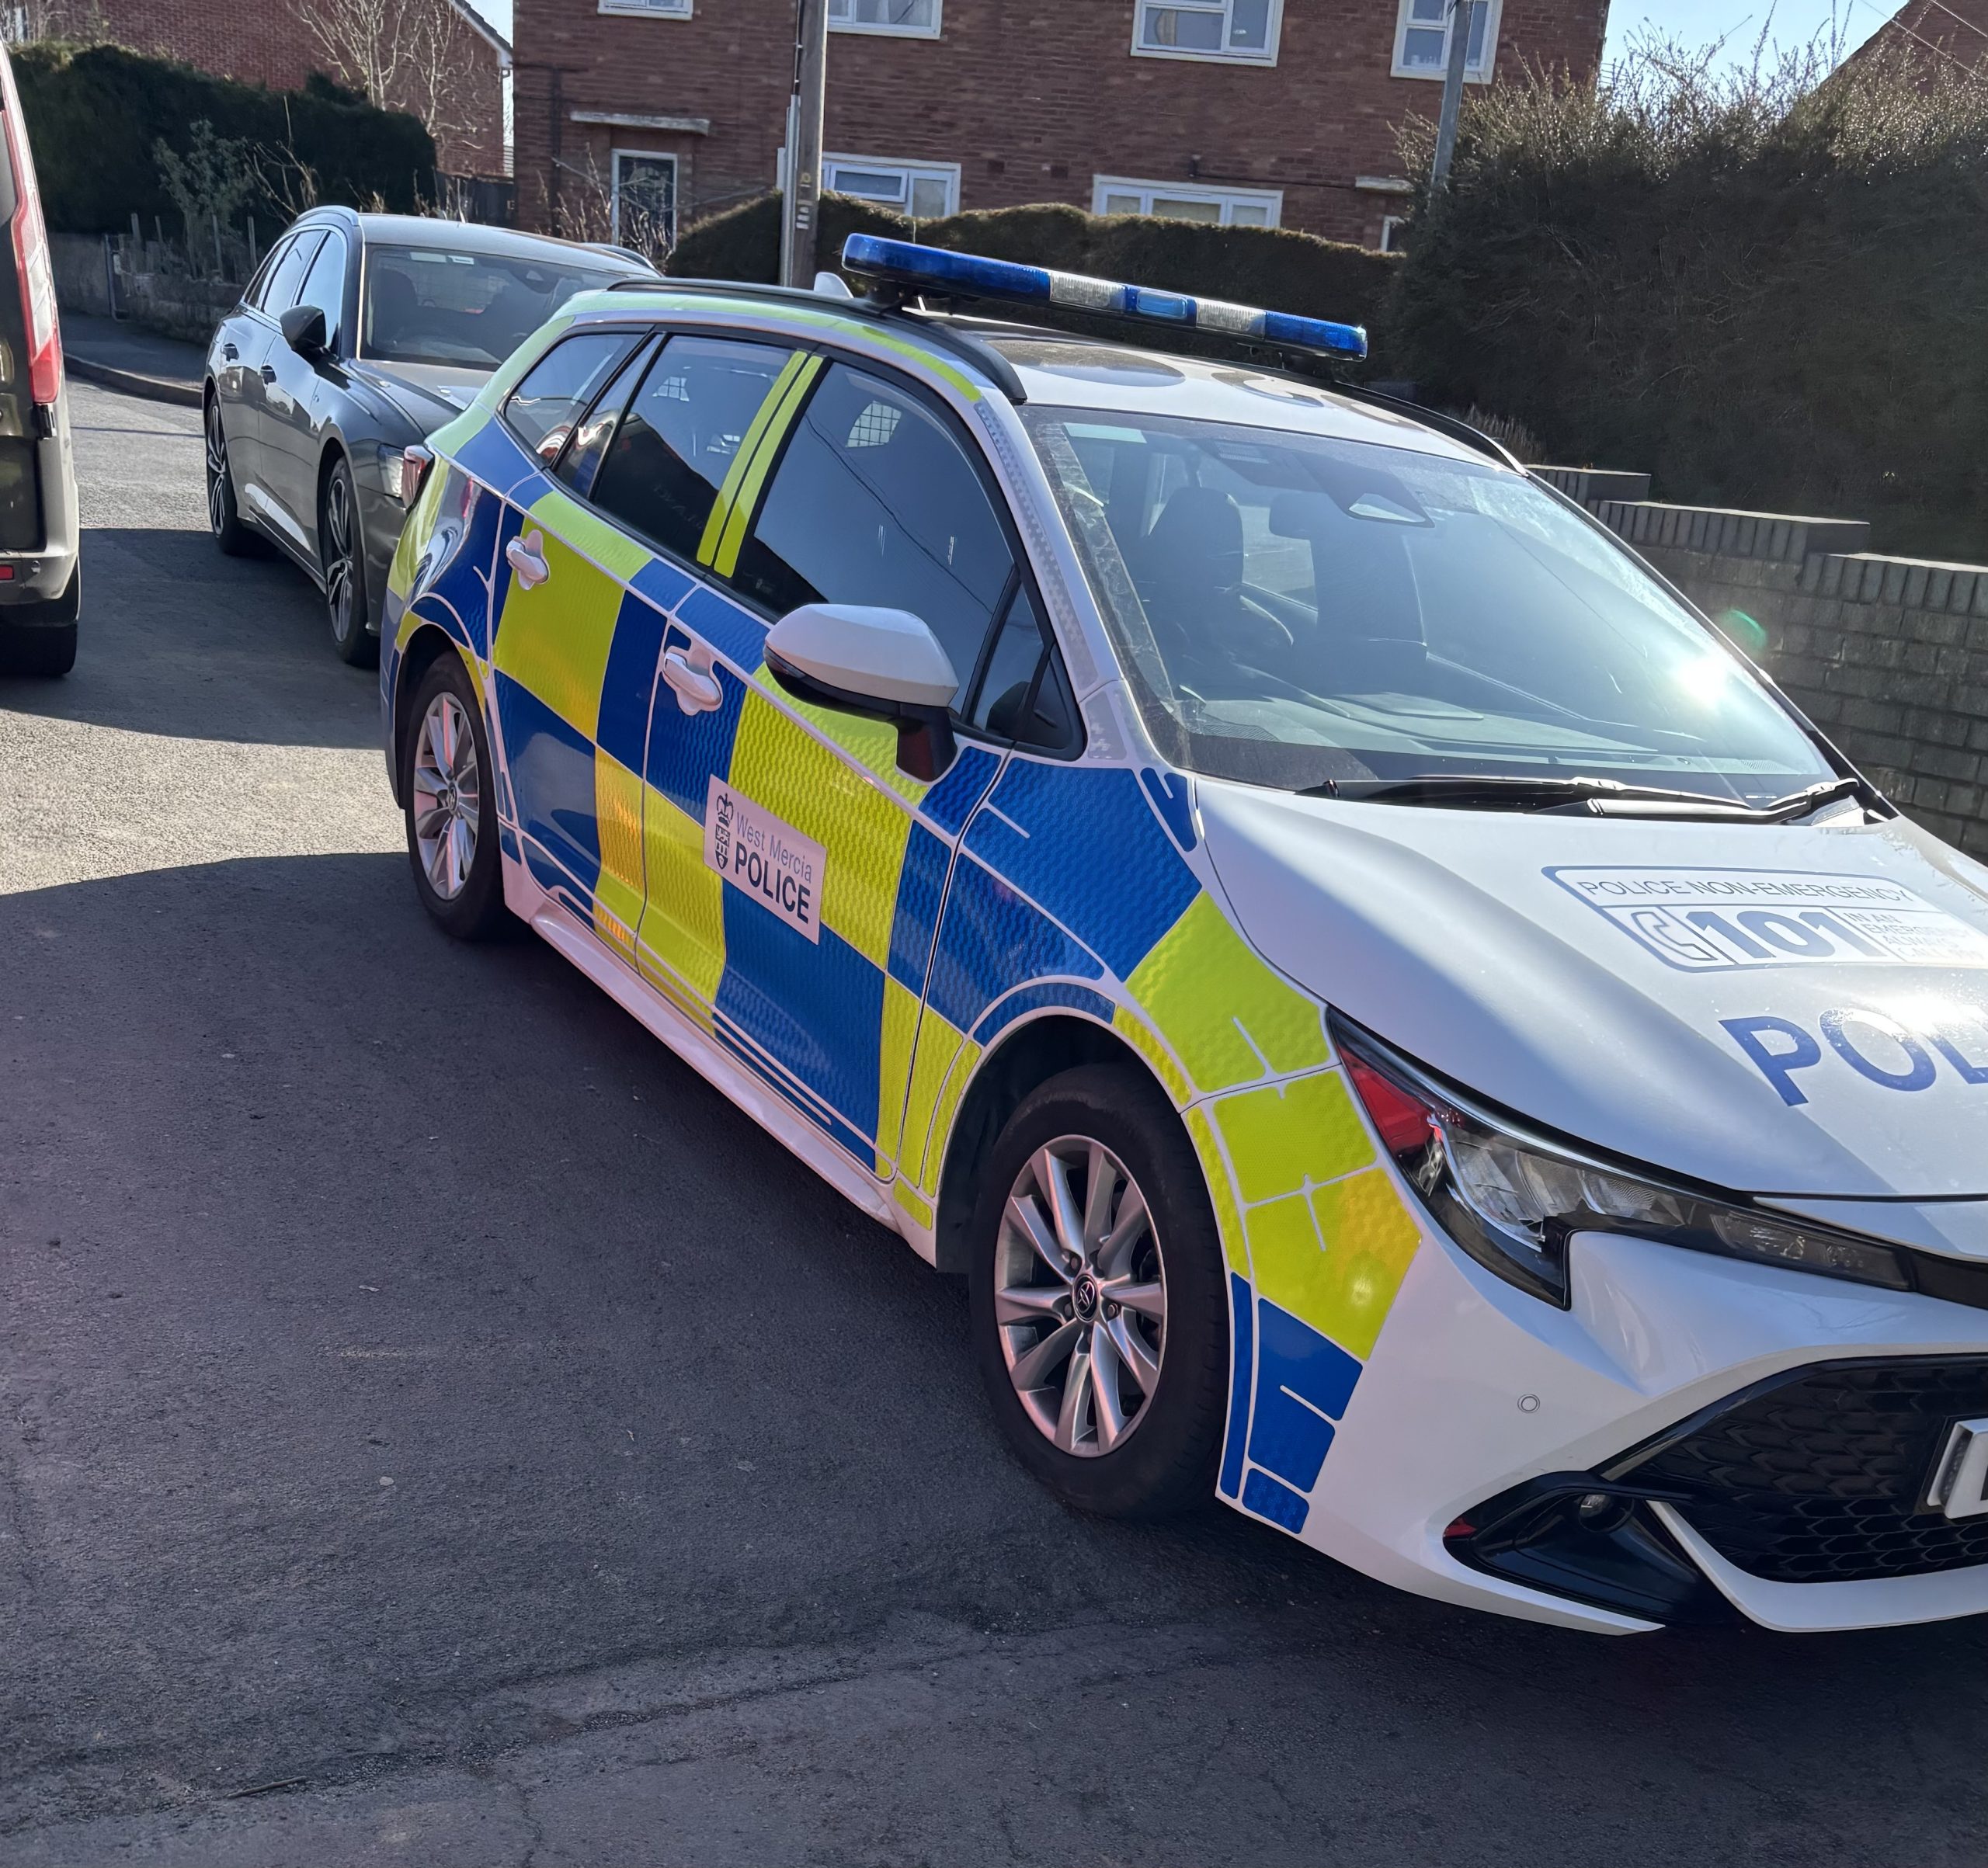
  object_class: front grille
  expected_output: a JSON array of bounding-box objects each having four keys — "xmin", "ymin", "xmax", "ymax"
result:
[{"xmin": 1618, "ymin": 1357, "xmax": 1988, "ymax": 1584}]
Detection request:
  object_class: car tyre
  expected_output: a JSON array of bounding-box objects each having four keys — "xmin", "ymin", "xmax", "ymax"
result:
[
  {"xmin": 968, "ymin": 1063, "xmax": 1229, "ymax": 1519},
  {"xmin": 0, "ymin": 567, "xmax": 79, "ymax": 677},
  {"xmin": 401, "ymin": 653, "xmax": 509, "ymax": 941},
  {"xmin": 321, "ymin": 453, "xmax": 377, "ymax": 667},
  {"xmin": 204, "ymin": 396, "xmax": 258, "ymax": 557}
]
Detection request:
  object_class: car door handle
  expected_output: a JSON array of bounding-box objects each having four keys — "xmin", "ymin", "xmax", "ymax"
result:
[
  {"xmin": 223, "ymin": 342, "xmax": 239, "ymax": 362},
  {"xmin": 506, "ymin": 529, "xmax": 550, "ymax": 590},
  {"xmin": 259, "ymin": 364, "xmax": 276, "ymax": 384},
  {"xmin": 662, "ymin": 645, "xmax": 722, "ymax": 714}
]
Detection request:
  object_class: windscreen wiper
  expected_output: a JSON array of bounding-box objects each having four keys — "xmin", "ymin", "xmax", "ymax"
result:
[{"xmin": 1299, "ymin": 773, "xmax": 1870, "ymax": 821}]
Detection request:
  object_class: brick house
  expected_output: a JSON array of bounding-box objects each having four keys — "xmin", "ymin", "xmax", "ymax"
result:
[
  {"xmin": 513, "ymin": 0, "xmax": 1610, "ymax": 256},
  {"xmin": 1851, "ymin": 0, "xmax": 1988, "ymax": 74},
  {"xmin": 57, "ymin": 0, "xmax": 513, "ymax": 178}
]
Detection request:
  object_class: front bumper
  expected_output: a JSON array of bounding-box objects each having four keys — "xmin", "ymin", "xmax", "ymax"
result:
[{"xmin": 1295, "ymin": 1218, "xmax": 1988, "ymax": 1634}]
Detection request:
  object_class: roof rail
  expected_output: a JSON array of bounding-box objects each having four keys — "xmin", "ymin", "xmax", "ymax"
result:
[{"xmin": 602, "ymin": 273, "xmax": 1029, "ymax": 403}]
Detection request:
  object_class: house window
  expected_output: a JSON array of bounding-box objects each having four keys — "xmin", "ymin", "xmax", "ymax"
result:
[
  {"xmin": 612, "ymin": 151, "xmax": 678, "ymax": 253},
  {"xmin": 1380, "ymin": 216, "xmax": 1407, "ymax": 252},
  {"xmin": 599, "ymin": 0, "xmax": 691, "ymax": 14},
  {"xmin": 1392, "ymin": 0, "xmax": 1500, "ymax": 80},
  {"xmin": 829, "ymin": 0, "xmax": 941, "ymax": 36},
  {"xmin": 824, "ymin": 155, "xmax": 959, "ymax": 220},
  {"xmin": 1093, "ymin": 176, "xmax": 1281, "ymax": 228},
  {"xmin": 1132, "ymin": 0, "xmax": 1281, "ymax": 64}
]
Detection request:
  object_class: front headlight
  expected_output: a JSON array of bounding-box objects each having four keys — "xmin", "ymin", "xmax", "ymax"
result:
[
  {"xmin": 376, "ymin": 444, "xmax": 405, "ymax": 502},
  {"xmin": 1332, "ymin": 1015, "xmax": 1911, "ymax": 1307}
]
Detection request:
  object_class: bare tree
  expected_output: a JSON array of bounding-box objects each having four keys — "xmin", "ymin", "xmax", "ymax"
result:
[{"xmin": 287, "ymin": 0, "xmax": 492, "ymax": 172}]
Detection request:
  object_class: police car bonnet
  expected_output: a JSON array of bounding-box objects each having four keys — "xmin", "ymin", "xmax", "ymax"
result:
[{"xmin": 1196, "ymin": 783, "xmax": 1988, "ymax": 1202}]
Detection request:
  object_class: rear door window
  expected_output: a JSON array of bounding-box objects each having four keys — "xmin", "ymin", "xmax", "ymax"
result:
[
  {"xmin": 294, "ymin": 231, "xmax": 347, "ymax": 351},
  {"xmin": 732, "ymin": 362, "xmax": 1017, "ymax": 710},
  {"xmin": 503, "ymin": 331, "xmax": 640, "ymax": 465},
  {"xmin": 553, "ymin": 333, "xmax": 660, "ymax": 497},
  {"xmin": 587, "ymin": 335, "xmax": 799, "ymax": 565}
]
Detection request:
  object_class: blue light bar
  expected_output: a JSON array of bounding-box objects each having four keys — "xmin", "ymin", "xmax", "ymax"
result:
[{"xmin": 840, "ymin": 234, "xmax": 1368, "ymax": 363}]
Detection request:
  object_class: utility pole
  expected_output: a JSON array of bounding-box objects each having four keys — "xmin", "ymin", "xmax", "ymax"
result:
[
  {"xmin": 780, "ymin": 0, "xmax": 829, "ymax": 288},
  {"xmin": 1429, "ymin": 0, "xmax": 1478, "ymax": 190}
]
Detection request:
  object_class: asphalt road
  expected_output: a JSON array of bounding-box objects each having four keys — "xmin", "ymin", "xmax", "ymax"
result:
[{"xmin": 3, "ymin": 382, "xmax": 1987, "ymax": 1866}]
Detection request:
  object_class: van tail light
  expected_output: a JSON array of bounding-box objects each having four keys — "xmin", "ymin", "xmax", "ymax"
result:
[
  {"xmin": 0, "ymin": 50, "xmax": 60, "ymax": 409},
  {"xmin": 398, "ymin": 443, "xmax": 435, "ymax": 509}
]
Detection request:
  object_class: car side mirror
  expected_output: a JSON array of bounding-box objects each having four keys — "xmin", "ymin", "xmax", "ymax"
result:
[
  {"xmin": 763, "ymin": 602, "xmax": 960, "ymax": 781},
  {"xmin": 280, "ymin": 303, "xmax": 328, "ymax": 358}
]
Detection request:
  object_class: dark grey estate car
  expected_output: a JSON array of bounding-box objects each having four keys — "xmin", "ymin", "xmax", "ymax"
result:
[{"xmin": 203, "ymin": 209, "xmax": 654, "ymax": 664}]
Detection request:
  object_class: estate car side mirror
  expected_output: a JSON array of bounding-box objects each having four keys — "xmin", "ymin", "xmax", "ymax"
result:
[
  {"xmin": 763, "ymin": 602, "xmax": 960, "ymax": 781},
  {"xmin": 279, "ymin": 303, "xmax": 328, "ymax": 358}
]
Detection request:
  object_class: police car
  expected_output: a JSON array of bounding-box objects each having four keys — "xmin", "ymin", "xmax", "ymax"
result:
[{"xmin": 381, "ymin": 234, "xmax": 1988, "ymax": 1635}]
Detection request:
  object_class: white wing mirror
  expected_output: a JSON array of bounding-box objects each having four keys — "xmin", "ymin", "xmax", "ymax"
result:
[{"xmin": 763, "ymin": 603, "xmax": 961, "ymax": 779}]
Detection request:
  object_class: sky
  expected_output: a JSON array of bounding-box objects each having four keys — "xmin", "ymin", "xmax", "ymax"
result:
[{"xmin": 1600, "ymin": 1, "xmax": 1889, "ymax": 71}]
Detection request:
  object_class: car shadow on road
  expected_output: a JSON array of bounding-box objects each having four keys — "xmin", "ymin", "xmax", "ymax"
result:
[
  {"xmin": 0, "ymin": 526, "xmax": 380, "ymax": 749},
  {"xmin": 7, "ymin": 851, "xmax": 1988, "ymax": 1862}
]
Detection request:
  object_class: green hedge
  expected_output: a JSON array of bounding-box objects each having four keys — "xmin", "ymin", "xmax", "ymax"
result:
[
  {"xmin": 16, "ymin": 43, "xmax": 434, "ymax": 234},
  {"xmin": 669, "ymin": 193, "xmax": 1397, "ymax": 365},
  {"xmin": 1386, "ymin": 50, "xmax": 1988, "ymax": 560}
]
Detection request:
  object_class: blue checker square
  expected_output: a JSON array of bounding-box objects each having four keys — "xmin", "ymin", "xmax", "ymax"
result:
[
  {"xmin": 631, "ymin": 556, "xmax": 694, "ymax": 616},
  {"xmin": 971, "ymin": 981, "xmax": 1116, "ymax": 1045},
  {"xmin": 678, "ymin": 583, "xmax": 770, "ymax": 674},
  {"xmin": 595, "ymin": 592, "xmax": 668, "ymax": 773},
  {"xmin": 1219, "ymin": 1271, "xmax": 1253, "ymax": 1501},
  {"xmin": 1242, "ymin": 1467, "xmax": 1310, "ymax": 1534},
  {"xmin": 965, "ymin": 760, "xmax": 1198, "ymax": 981},
  {"xmin": 454, "ymin": 418, "xmax": 535, "ymax": 500},
  {"xmin": 924, "ymin": 852, "xmax": 1103, "ymax": 1037},
  {"xmin": 920, "ymin": 744, "xmax": 999, "ymax": 839},
  {"xmin": 1246, "ymin": 1299, "xmax": 1361, "ymax": 1495},
  {"xmin": 645, "ymin": 641, "xmax": 747, "ymax": 821},
  {"xmin": 716, "ymin": 906, "xmax": 885, "ymax": 1143},
  {"xmin": 495, "ymin": 672, "xmax": 601, "ymax": 894},
  {"xmin": 887, "ymin": 822, "xmax": 951, "ymax": 995}
]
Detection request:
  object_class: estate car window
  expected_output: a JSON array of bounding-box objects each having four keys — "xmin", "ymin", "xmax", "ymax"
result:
[
  {"xmin": 589, "ymin": 335, "xmax": 798, "ymax": 565},
  {"xmin": 1024, "ymin": 405, "xmax": 1836, "ymax": 800},
  {"xmin": 362, "ymin": 244, "xmax": 627, "ymax": 370},
  {"xmin": 257, "ymin": 232, "xmax": 321, "ymax": 318},
  {"xmin": 733, "ymin": 363, "xmax": 1016, "ymax": 709},
  {"xmin": 294, "ymin": 231, "xmax": 347, "ymax": 352},
  {"xmin": 552, "ymin": 334, "xmax": 659, "ymax": 497},
  {"xmin": 244, "ymin": 236, "xmax": 291, "ymax": 311},
  {"xmin": 506, "ymin": 331, "xmax": 640, "ymax": 466}
]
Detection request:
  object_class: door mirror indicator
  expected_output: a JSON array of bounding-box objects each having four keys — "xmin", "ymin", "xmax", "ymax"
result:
[
  {"xmin": 280, "ymin": 304, "xmax": 328, "ymax": 357},
  {"xmin": 764, "ymin": 603, "xmax": 961, "ymax": 780}
]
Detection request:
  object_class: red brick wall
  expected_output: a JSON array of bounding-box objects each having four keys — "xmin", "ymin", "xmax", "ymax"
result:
[
  {"xmin": 1863, "ymin": 0, "xmax": 1988, "ymax": 71},
  {"xmin": 71, "ymin": 0, "xmax": 510, "ymax": 177},
  {"xmin": 514, "ymin": 0, "xmax": 1608, "ymax": 250}
]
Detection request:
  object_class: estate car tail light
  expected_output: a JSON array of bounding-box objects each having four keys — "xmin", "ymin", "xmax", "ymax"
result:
[{"xmin": 0, "ymin": 49, "xmax": 60, "ymax": 409}]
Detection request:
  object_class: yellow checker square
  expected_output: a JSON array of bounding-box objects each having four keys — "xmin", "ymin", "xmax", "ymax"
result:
[
  {"xmin": 766, "ymin": 677, "xmax": 928, "ymax": 806},
  {"xmin": 892, "ymin": 1180, "xmax": 934, "ymax": 1228},
  {"xmin": 1128, "ymin": 893, "xmax": 1329, "ymax": 1094},
  {"xmin": 1306, "ymin": 1170, "xmax": 1423, "ymax": 1359},
  {"xmin": 925, "ymin": 1036, "xmax": 982, "ymax": 1196},
  {"xmin": 594, "ymin": 749, "xmax": 645, "ymax": 950},
  {"xmin": 1112, "ymin": 1005, "xmax": 1190, "ymax": 1106},
  {"xmin": 1245, "ymin": 1193, "xmax": 1326, "ymax": 1313},
  {"xmin": 1185, "ymin": 1102, "xmax": 1250, "ymax": 1278},
  {"xmin": 638, "ymin": 785, "xmax": 726, "ymax": 1008},
  {"xmin": 727, "ymin": 691, "xmax": 913, "ymax": 967},
  {"xmin": 1213, "ymin": 1068, "xmax": 1375, "ymax": 1206},
  {"xmin": 901, "ymin": 1011, "xmax": 971, "ymax": 1193},
  {"xmin": 490, "ymin": 534, "xmax": 621, "ymax": 740},
  {"xmin": 529, "ymin": 484, "xmax": 654, "ymax": 585},
  {"xmin": 876, "ymin": 974, "xmax": 922, "ymax": 1176}
]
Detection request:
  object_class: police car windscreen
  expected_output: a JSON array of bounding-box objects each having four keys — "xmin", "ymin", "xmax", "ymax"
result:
[
  {"xmin": 1024, "ymin": 405, "xmax": 1834, "ymax": 805},
  {"xmin": 362, "ymin": 245, "xmax": 625, "ymax": 370}
]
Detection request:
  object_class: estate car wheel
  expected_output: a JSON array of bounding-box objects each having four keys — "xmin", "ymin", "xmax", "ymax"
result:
[
  {"xmin": 401, "ymin": 654, "xmax": 508, "ymax": 941},
  {"xmin": 321, "ymin": 455, "xmax": 376, "ymax": 667},
  {"xmin": 205, "ymin": 398, "xmax": 256, "ymax": 557},
  {"xmin": 969, "ymin": 1064, "xmax": 1229, "ymax": 1519}
]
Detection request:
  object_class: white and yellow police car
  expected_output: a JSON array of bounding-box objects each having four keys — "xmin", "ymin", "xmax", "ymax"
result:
[{"xmin": 382, "ymin": 235, "xmax": 1988, "ymax": 1635}]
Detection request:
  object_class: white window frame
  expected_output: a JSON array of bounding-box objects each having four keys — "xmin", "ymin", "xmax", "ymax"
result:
[
  {"xmin": 1131, "ymin": 0, "xmax": 1283, "ymax": 67},
  {"xmin": 611, "ymin": 148, "xmax": 679, "ymax": 248},
  {"xmin": 599, "ymin": 0, "xmax": 691, "ymax": 15},
  {"xmin": 1091, "ymin": 175, "xmax": 1283, "ymax": 229},
  {"xmin": 1380, "ymin": 215, "xmax": 1407, "ymax": 252},
  {"xmin": 1391, "ymin": 0, "xmax": 1502, "ymax": 82},
  {"xmin": 823, "ymin": 154, "xmax": 960, "ymax": 218},
  {"xmin": 828, "ymin": 0, "xmax": 942, "ymax": 38}
]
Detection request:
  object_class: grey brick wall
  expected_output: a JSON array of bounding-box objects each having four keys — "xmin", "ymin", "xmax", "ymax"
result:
[{"xmin": 1583, "ymin": 497, "xmax": 1988, "ymax": 860}]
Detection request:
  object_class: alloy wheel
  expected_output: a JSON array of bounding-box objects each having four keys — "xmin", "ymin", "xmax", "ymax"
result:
[
  {"xmin": 324, "ymin": 470, "xmax": 357, "ymax": 643},
  {"xmin": 204, "ymin": 404, "xmax": 228, "ymax": 536},
  {"xmin": 410, "ymin": 692, "xmax": 480, "ymax": 901},
  {"xmin": 996, "ymin": 1137, "xmax": 1168, "ymax": 1457}
]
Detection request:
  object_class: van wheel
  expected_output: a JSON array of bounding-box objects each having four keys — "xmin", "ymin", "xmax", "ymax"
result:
[
  {"xmin": 401, "ymin": 653, "xmax": 508, "ymax": 940},
  {"xmin": 968, "ymin": 1064, "xmax": 1229, "ymax": 1519}
]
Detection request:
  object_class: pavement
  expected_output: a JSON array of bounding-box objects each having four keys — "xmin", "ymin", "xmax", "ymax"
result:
[
  {"xmin": 62, "ymin": 314, "xmax": 203, "ymax": 405},
  {"xmin": 4, "ymin": 381, "xmax": 1988, "ymax": 1867}
]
